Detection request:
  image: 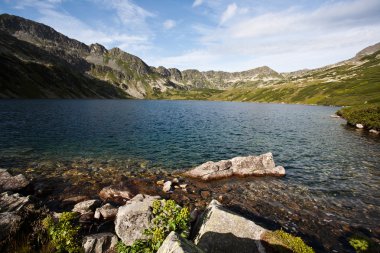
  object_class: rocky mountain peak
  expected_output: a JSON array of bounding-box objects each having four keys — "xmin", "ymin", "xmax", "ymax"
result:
[{"xmin": 90, "ymin": 43, "xmax": 107, "ymax": 55}]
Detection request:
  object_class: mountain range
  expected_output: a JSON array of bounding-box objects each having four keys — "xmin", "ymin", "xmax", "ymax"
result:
[{"xmin": 0, "ymin": 13, "xmax": 379, "ymax": 106}]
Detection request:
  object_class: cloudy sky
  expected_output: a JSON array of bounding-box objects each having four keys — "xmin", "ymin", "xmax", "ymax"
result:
[{"xmin": 1, "ymin": 0, "xmax": 380, "ymax": 72}]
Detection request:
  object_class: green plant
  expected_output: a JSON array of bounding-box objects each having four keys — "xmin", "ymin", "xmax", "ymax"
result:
[
  {"xmin": 349, "ymin": 236, "xmax": 369, "ymax": 253},
  {"xmin": 42, "ymin": 212, "xmax": 82, "ymax": 253},
  {"xmin": 117, "ymin": 199, "xmax": 190, "ymax": 253},
  {"xmin": 264, "ymin": 230, "xmax": 315, "ymax": 253}
]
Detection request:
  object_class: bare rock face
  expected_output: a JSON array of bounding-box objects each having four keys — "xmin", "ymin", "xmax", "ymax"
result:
[
  {"xmin": 115, "ymin": 194, "xmax": 160, "ymax": 245},
  {"xmin": 82, "ymin": 233, "xmax": 118, "ymax": 253},
  {"xmin": 184, "ymin": 153, "xmax": 285, "ymax": 180},
  {"xmin": 194, "ymin": 200, "xmax": 267, "ymax": 253},
  {"xmin": 0, "ymin": 191, "xmax": 33, "ymax": 212},
  {"xmin": 0, "ymin": 169, "xmax": 29, "ymax": 192},
  {"xmin": 157, "ymin": 231, "xmax": 205, "ymax": 253}
]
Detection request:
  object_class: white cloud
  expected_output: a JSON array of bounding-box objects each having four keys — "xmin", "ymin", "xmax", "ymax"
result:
[
  {"xmin": 220, "ymin": 3, "xmax": 237, "ymax": 24},
  {"xmin": 163, "ymin": 19, "xmax": 176, "ymax": 30},
  {"xmin": 192, "ymin": 0, "xmax": 203, "ymax": 7}
]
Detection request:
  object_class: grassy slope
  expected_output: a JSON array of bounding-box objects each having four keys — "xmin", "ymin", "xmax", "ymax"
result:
[{"xmin": 152, "ymin": 50, "xmax": 380, "ymax": 107}]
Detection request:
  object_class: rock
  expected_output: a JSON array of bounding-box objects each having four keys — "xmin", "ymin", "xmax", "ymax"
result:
[
  {"xmin": 356, "ymin": 123, "xmax": 364, "ymax": 129},
  {"xmin": 194, "ymin": 200, "xmax": 267, "ymax": 253},
  {"xmin": 330, "ymin": 114, "xmax": 340, "ymax": 118},
  {"xmin": 369, "ymin": 129, "xmax": 379, "ymax": 134},
  {"xmin": 63, "ymin": 195, "xmax": 89, "ymax": 203},
  {"xmin": 94, "ymin": 203, "xmax": 118, "ymax": 220},
  {"xmin": 185, "ymin": 153, "xmax": 285, "ymax": 180},
  {"xmin": 200, "ymin": 191, "xmax": 211, "ymax": 199},
  {"xmin": 163, "ymin": 181, "xmax": 172, "ymax": 192},
  {"xmin": 190, "ymin": 208, "xmax": 200, "ymax": 223},
  {"xmin": 72, "ymin": 200, "xmax": 101, "ymax": 214},
  {"xmin": 0, "ymin": 212, "xmax": 22, "ymax": 245},
  {"xmin": 157, "ymin": 231, "xmax": 205, "ymax": 253},
  {"xmin": 82, "ymin": 232, "xmax": 118, "ymax": 253},
  {"xmin": 0, "ymin": 192, "xmax": 33, "ymax": 212},
  {"xmin": 156, "ymin": 180, "xmax": 165, "ymax": 185},
  {"xmin": 0, "ymin": 169, "xmax": 29, "ymax": 192},
  {"xmin": 173, "ymin": 178, "xmax": 180, "ymax": 184},
  {"xmin": 99, "ymin": 186, "xmax": 135, "ymax": 204},
  {"xmin": 115, "ymin": 194, "xmax": 160, "ymax": 245},
  {"xmin": 180, "ymin": 184, "xmax": 187, "ymax": 189}
]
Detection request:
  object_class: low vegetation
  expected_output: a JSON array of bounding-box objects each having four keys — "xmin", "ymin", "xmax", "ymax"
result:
[
  {"xmin": 337, "ymin": 104, "xmax": 380, "ymax": 130},
  {"xmin": 42, "ymin": 212, "xmax": 82, "ymax": 253},
  {"xmin": 263, "ymin": 230, "xmax": 315, "ymax": 253},
  {"xmin": 116, "ymin": 199, "xmax": 190, "ymax": 253}
]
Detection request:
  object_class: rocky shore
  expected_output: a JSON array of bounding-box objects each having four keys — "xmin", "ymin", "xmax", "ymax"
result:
[{"xmin": 0, "ymin": 154, "xmax": 379, "ymax": 252}]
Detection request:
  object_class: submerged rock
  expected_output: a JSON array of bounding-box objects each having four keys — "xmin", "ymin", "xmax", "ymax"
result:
[
  {"xmin": 72, "ymin": 199, "xmax": 101, "ymax": 215},
  {"xmin": 185, "ymin": 153, "xmax": 285, "ymax": 180},
  {"xmin": 82, "ymin": 232, "xmax": 118, "ymax": 253},
  {"xmin": 115, "ymin": 194, "xmax": 160, "ymax": 245},
  {"xmin": 157, "ymin": 231, "xmax": 205, "ymax": 253},
  {"xmin": 99, "ymin": 185, "xmax": 135, "ymax": 204},
  {"xmin": 0, "ymin": 169, "xmax": 29, "ymax": 192},
  {"xmin": 194, "ymin": 200, "xmax": 267, "ymax": 253}
]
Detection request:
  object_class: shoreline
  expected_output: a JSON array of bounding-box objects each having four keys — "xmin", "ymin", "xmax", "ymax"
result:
[{"xmin": 1, "ymin": 158, "xmax": 379, "ymax": 252}]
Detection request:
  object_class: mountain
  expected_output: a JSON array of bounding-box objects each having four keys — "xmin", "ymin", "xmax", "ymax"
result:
[
  {"xmin": 0, "ymin": 13, "xmax": 379, "ymax": 105},
  {"xmin": 0, "ymin": 14, "xmax": 282, "ymax": 98}
]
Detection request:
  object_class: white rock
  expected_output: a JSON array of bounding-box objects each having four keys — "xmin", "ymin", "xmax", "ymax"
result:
[
  {"xmin": 356, "ymin": 124, "xmax": 364, "ymax": 129},
  {"xmin": 369, "ymin": 129, "xmax": 379, "ymax": 134},
  {"xmin": 194, "ymin": 200, "xmax": 267, "ymax": 253},
  {"xmin": 115, "ymin": 194, "xmax": 160, "ymax": 245},
  {"xmin": 72, "ymin": 200, "xmax": 101, "ymax": 215},
  {"xmin": 163, "ymin": 181, "xmax": 172, "ymax": 192},
  {"xmin": 157, "ymin": 231, "xmax": 204, "ymax": 253},
  {"xmin": 82, "ymin": 233, "xmax": 118, "ymax": 253}
]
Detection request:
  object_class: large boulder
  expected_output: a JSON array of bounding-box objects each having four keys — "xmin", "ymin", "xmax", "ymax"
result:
[
  {"xmin": 0, "ymin": 169, "xmax": 29, "ymax": 192},
  {"xmin": 72, "ymin": 199, "xmax": 101, "ymax": 214},
  {"xmin": 115, "ymin": 194, "xmax": 160, "ymax": 245},
  {"xmin": 82, "ymin": 233, "xmax": 118, "ymax": 253},
  {"xmin": 157, "ymin": 231, "xmax": 205, "ymax": 253},
  {"xmin": 185, "ymin": 153, "xmax": 285, "ymax": 180},
  {"xmin": 194, "ymin": 200, "xmax": 267, "ymax": 253}
]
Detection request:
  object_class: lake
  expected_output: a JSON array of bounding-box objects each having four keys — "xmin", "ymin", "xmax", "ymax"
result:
[{"xmin": 0, "ymin": 99, "xmax": 379, "ymax": 250}]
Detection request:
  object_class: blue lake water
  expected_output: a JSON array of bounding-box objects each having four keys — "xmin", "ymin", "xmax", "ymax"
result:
[{"xmin": 1, "ymin": 99, "xmax": 380, "ymax": 244}]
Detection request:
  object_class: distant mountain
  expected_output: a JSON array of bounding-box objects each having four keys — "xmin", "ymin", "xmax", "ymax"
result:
[{"xmin": 0, "ymin": 13, "xmax": 379, "ymax": 105}]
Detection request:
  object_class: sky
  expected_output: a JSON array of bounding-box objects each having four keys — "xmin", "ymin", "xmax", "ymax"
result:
[{"xmin": 1, "ymin": 0, "xmax": 380, "ymax": 72}]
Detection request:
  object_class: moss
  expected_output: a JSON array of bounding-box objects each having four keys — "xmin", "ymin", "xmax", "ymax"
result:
[
  {"xmin": 263, "ymin": 230, "xmax": 315, "ymax": 253},
  {"xmin": 348, "ymin": 234, "xmax": 379, "ymax": 253}
]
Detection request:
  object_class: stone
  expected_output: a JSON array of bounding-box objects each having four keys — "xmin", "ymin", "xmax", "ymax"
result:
[
  {"xmin": 99, "ymin": 186, "xmax": 135, "ymax": 203},
  {"xmin": 369, "ymin": 129, "xmax": 379, "ymax": 134},
  {"xmin": 157, "ymin": 231, "xmax": 205, "ymax": 253},
  {"xmin": 173, "ymin": 178, "xmax": 180, "ymax": 184},
  {"xmin": 82, "ymin": 232, "xmax": 118, "ymax": 253},
  {"xmin": 156, "ymin": 180, "xmax": 165, "ymax": 185},
  {"xmin": 180, "ymin": 184, "xmax": 187, "ymax": 189},
  {"xmin": 330, "ymin": 114, "xmax": 340, "ymax": 118},
  {"xmin": 94, "ymin": 203, "xmax": 118, "ymax": 220},
  {"xmin": 72, "ymin": 199, "xmax": 101, "ymax": 214},
  {"xmin": 200, "ymin": 191, "xmax": 211, "ymax": 199},
  {"xmin": 163, "ymin": 181, "xmax": 172, "ymax": 192},
  {"xmin": 0, "ymin": 192, "xmax": 33, "ymax": 212},
  {"xmin": 0, "ymin": 169, "xmax": 29, "ymax": 192},
  {"xmin": 356, "ymin": 123, "xmax": 364, "ymax": 129},
  {"xmin": 194, "ymin": 200, "xmax": 267, "ymax": 253},
  {"xmin": 185, "ymin": 153, "xmax": 285, "ymax": 180},
  {"xmin": 0, "ymin": 212, "xmax": 22, "ymax": 245},
  {"xmin": 115, "ymin": 194, "xmax": 160, "ymax": 245}
]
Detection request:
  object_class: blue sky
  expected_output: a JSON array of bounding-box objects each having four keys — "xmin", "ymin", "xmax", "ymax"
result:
[{"xmin": 1, "ymin": 0, "xmax": 380, "ymax": 72}]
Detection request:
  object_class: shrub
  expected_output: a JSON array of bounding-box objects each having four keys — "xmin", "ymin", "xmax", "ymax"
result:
[
  {"xmin": 117, "ymin": 199, "xmax": 190, "ymax": 253},
  {"xmin": 42, "ymin": 212, "xmax": 82, "ymax": 253},
  {"xmin": 349, "ymin": 236, "xmax": 369, "ymax": 253},
  {"xmin": 337, "ymin": 104, "xmax": 380, "ymax": 130}
]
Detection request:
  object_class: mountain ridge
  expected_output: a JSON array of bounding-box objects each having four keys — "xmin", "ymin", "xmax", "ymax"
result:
[{"xmin": 0, "ymin": 13, "xmax": 379, "ymax": 105}]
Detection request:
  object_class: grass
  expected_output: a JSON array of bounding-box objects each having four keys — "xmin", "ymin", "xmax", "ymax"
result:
[{"xmin": 337, "ymin": 104, "xmax": 380, "ymax": 130}]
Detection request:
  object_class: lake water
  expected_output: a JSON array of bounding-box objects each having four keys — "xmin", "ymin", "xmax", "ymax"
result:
[{"xmin": 0, "ymin": 99, "xmax": 379, "ymax": 249}]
